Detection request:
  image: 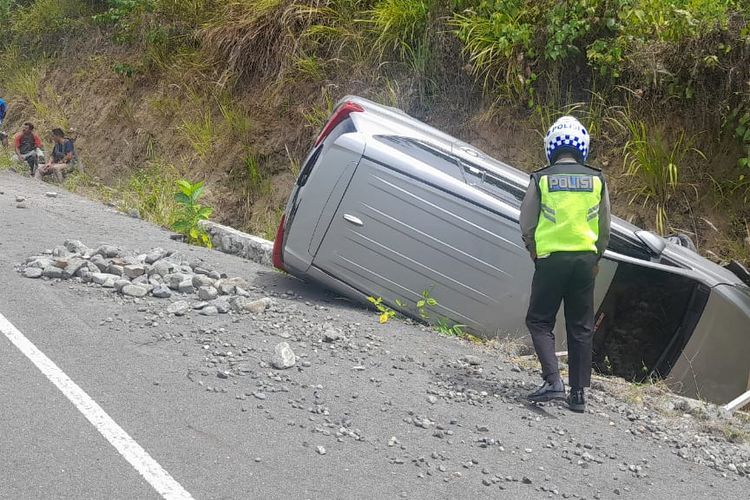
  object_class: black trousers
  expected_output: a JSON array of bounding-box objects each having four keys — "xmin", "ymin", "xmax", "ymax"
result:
[{"xmin": 525, "ymin": 251, "xmax": 598, "ymax": 388}]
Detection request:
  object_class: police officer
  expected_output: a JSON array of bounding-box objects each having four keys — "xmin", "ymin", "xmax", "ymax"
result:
[{"xmin": 519, "ymin": 116, "xmax": 611, "ymax": 413}]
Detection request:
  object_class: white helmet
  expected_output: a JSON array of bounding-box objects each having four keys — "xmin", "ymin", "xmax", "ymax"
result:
[{"xmin": 544, "ymin": 116, "xmax": 589, "ymax": 164}]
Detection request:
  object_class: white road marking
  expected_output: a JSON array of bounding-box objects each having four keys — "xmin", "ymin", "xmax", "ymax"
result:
[{"xmin": 0, "ymin": 312, "xmax": 194, "ymax": 500}]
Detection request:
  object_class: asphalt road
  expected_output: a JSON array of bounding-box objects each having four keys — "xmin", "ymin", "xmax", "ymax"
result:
[{"xmin": 1, "ymin": 170, "xmax": 747, "ymax": 499}]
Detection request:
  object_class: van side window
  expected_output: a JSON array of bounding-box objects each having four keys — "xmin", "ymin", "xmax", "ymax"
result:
[
  {"xmin": 375, "ymin": 135, "xmax": 464, "ymax": 181},
  {"xmin": 462, "ymin": 163, "xmax": 526, "ymax": 207}
]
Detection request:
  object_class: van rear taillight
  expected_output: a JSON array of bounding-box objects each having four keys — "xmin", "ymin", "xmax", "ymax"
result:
[
  {"xmin": 314, "ymin": 101, "xmax": 364, "ymax": 147},
  {"xmin": 272, "ymin": 214, "xmax": 286, "ymax": 271}
]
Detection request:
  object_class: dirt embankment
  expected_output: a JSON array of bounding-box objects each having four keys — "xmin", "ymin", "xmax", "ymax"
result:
[{"xmin": 2, "ymin": 32, "xmax": 749, "ymax": 264}]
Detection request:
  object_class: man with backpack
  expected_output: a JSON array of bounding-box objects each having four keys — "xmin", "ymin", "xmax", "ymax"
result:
[
  {"xmin": 14, "ymin": 121, "xmax": 44, "ymax": 174},
  {"xmin": 35, "ymin": 128, "xmax": 76, "ymax": 182}
]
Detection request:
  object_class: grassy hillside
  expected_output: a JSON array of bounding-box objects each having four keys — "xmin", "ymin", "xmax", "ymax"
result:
[{"xmin": 1, "ymin": 0, "xmax": 749, "ymax": 264}]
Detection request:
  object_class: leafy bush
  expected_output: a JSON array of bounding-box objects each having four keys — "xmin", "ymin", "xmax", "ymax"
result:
[
  {"xmin": 451, "ymin": 0, "xmax": 538, "ymax": 100},
  {"xmin": 173, "ymin": 179, "xmax": 213, "ymax": 247},
  {"xmin": 452, "ymin": 0, "xmax": 747, "ymax": 100}
]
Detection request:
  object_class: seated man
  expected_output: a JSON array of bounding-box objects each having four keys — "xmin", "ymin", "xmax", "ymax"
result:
[
  {"xmin": 35, "ymin": 128, "xmax": 76, "ymax": 182},
  {"xmin": 14, "ymin": 122, "xmax": 43, "ymax": 174}
]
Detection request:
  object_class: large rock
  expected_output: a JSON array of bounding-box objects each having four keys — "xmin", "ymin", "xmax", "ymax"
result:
[
  {"xmin": 192, "ymin": 274, "xmax": 215, "ymax": 288},
  {"xmin": 165, "ymin": 273, "xmax": 190, "ymax": 290},
  {"xmin": 122, "ymin": 285, "xmax": 148, "ymax": 297},
  {"xmin": 198, "ymin": 286, "xmax": 219, "ymax": 301},
  {"xmin": 62, "ymin": 259, "xmax": 87, "ymax": 279},
  {"xmin": 114, "ymin": 279, "xmax": 131, "ymax": 292},
  {"xmin": 230, "ymin": 296, "xmax": 272, "ymax": 314},
  {"xmin": 199, "ymin": 306, "xmax": 219, "ymax": 316},
  {"xmin": 150, "ymin": 260, "xmax": 175, "ymax": 277},
  {"xmin": 215, "ymin": 277, "xmax": 249, "ymax": 295},
  {"xmin": 28, "ymin": 257, "xmax": 54, "ymax": 269},
  {"xmin": 64, "ymin": 240, "xmax": 89, "ymax": 255},
  {"xmin": 95, "ymin": 245, "xmax": 120, "ymax": 258},
  {"xmin": 24, "ymin": 267, "xmax": 43, "ymax": 278},
  {"xmin": 271, "ymin": 342, "xmax": 296, "ymax": 369},
  {"xmin": 101, "ymin": 276, "xmax": 117, "ymax": 288},
  {"xmin": 212, "ymin": 299, "xmax": 231, "ymax": 314},
  {"xmin": 323, "ymin": 329, "xmax": 343, "ymax": 343},
  {"xmin": 132, "ymin": 274, "xmax": 149, "ymax": 286},
  {"xmin": 167, "ymin": 300, "xmax": 190, "ymax": 316},
  {"xmin": 151, "ymin": 285, "xmax": 172, "ymax": 298},
  {"xmin": 52, "ymin": 246, "xmax": 70, "ymax": 258},
  {"xmin": 90, "ymin": 255, "xmax": 109, "ymax": 272},
  {"xmin": 178, "ymin": 279, "xmax": 195, "ymax": 294},
  {"xmin": 145, "ymin": 248, "xmax": 167, "ymax": 264},
  {"xmin": 106, "ymin": 263, "xmax": 124, "ymax": 277},
  {"xmin": 92, "ymin": 272, "xmax": 121, "ymax": 285},
  {"xmin": 42, "ymin": 266, "xmax": 64, "ymax": 279},
  {"xmin": 123, "ymin": 264, "xmax": 146, "ymax": 279},
  {"xmin": 80, "ymin": 262, "xmax": 100, "ymax": 276}
]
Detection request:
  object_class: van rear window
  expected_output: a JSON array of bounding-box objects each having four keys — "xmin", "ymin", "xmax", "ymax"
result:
[{"xmin": 297, "ymin": 145, "xmax": 323, "ymax": 187}]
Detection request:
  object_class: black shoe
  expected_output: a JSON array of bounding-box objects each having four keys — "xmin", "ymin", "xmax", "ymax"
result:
[
  {"xmin": 527, "ymin": 379, "xmax": 566, "ymax": 402},
  {"xmin": 567, "ymin": 388, "xmax": 586, "ymax": 413}
]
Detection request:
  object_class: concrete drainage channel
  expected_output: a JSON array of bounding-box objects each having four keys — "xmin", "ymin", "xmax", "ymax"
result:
[{"xmin": 200, "ymin": 221, "xmax": 273, "ymax": 267}]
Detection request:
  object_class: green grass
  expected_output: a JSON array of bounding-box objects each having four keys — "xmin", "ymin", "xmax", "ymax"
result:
[
  {"xmin": 608, "ymin": 108, "xmax": 704, "ymax": 234},
  {"xmin": 0, "ymin": 152, "xmax": 16, "ymax": 171},
  {"xmin": 117, "ymin": 162, "xmax": 182, "ymax": 228},
  {"xmin": 217, "ymin": 96, "xmax": 252, "ymax": 138},
  {"xmin": 369, "ymin": 0, "xmax": 432, "ymax": 59},
  {"xmin": 180, "ymin": 111, "xmax": 215, "ymax": 161}
]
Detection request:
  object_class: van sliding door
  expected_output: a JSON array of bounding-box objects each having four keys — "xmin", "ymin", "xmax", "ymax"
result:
[{"xmin": 311, "ymin": 154, "xmax": 533, "ymax": 335}]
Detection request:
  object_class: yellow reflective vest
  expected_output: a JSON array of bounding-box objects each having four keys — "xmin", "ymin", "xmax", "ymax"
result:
[{"xmin": 531, "ymin": 163, "xmax": 605, "ymax": 257}]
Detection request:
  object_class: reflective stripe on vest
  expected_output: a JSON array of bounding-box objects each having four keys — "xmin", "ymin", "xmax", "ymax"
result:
[{"xmin": 535, "ymin": 173, "xmax": 602, "ymax": 256}]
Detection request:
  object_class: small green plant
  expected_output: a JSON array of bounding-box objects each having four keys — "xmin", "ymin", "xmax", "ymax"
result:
[
  {"xmin": 367, "ymin": 296, "xmax": 397, "ymax": 324},
  {"xmin": 173, "ymin": 179, "xmax": 213, "ymax": 248},
  {"xmin": 416, "ymin": 289, "xmax": 438, "ymax": 320},
  {"xmin": 417, "ymin": 289, "xmax": 466, "ymax": 336},
  {"xmin": 112, "ymin": 62, "xmax": 136, "ymax": 77},
  {"xmin": 435, "ymin": 317, "xmax": 467, "ymax": 337}
]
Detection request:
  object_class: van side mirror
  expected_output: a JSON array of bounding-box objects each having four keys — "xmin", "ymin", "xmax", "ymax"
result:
[{"xmin": 635, "ymin": 230, "xmax": 666, "ymax": 256}]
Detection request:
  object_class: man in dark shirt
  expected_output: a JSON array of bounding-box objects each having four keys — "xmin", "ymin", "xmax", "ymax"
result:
[
  {"xmin": 14, "ymin": 122, "xmax": 43, "ymax": 174},
  {"xmin": 35, "ymin": 128, "xmax": 76, "ymax": 182}
]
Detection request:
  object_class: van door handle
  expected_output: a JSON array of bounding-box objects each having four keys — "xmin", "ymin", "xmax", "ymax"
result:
[{"xmin": 343, "ymin": 214, "xmax": 363, "ymax": 226}]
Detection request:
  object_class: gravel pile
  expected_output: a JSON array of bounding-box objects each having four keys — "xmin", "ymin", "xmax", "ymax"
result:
[{"xmin": 16, "ymin": 240, "xmax": 272, "ymax": 317}]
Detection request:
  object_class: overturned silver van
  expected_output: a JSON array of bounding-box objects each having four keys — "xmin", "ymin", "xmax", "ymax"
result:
[{"xmin": 273, "ymin": 96, "xmax": 750, "ymax": 405}]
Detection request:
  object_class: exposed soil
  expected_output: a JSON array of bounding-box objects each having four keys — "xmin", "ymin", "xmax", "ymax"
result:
[{"xmin": 1, "ymin": 32, "xmax": 748, "ymax": 263}]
